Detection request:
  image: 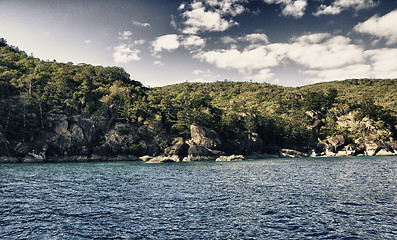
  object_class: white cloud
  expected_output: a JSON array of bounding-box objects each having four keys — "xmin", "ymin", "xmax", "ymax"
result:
[
  {"xmin": 132, "ymin": 20, "xmax": 151, "ymax": 27},
  {"xmin": 242, "ymin": 33, "xmax": 269, "ymax": 44},
  {"xmin": 364, "ymin": 48, "xmax": 397, "ymax": 78},
  {"xmin": 314, "ymin": 0, "xmax": 377, "ymax": 16},
  {"xmin": 84, "ymin": 40, "xmax": 92, "ymax": 44},
  {"xmin": 195, "ymin": 45, "xmax": 284, "ymax": 73},
  {"xmin": 113, "ymin": 44, "xmax": 140, "ymax": 63},
  {"xmin": 303, "ymin": 64, "xmax": 372, "ymax": 83},
  {"xmin": 153, "ymin": 60, "xmax": 164, "ymax": 67},
  {"xmin": 354, "ymin": 9, "xmax": 397, "ymax": 45},
  {"xmin": 133, "ymin": 39, "xmax": 146, "ymax": 45},
  {"xmin": 152, "ymin": 34, "xmax": 180, "ymax": 55},
  {"xmin": 220, "ymin": 36, "xmax": 237, "ymax": 44},
  {"xmin": 263, "ymin": 0, "xmax": 307, "ymax": 18},
  {"xmin": 182, "ymin": 3, "xmax": 237, "ymax": 34},
  {"xmin": 281, "ymin": 0, "xmax": 307, "ymax": 18},
  {"xmin": 181, "ymin": 35, "xmax": 206, "ymax": 50},
  {"xmin": 249, "ymin": 69, "xmax": 275, "ymax": 82},
  {"xmin": 286, "ymin": 34, "xmax": 365, "ymax": 69},
  {"xmin": 179, "ymin": 0, "xmax": 247, "ymax": 34},
  {"xmin": 197, "ymin": 33, "xmax": 364, "ymax": 75},
  {"xmin": 119, "ymin": 31, "xmax": 133, "ymax": 40}
]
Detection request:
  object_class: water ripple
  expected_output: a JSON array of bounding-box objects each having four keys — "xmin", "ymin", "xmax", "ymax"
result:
[{"xmin": 0, "ymin": 157, "xmax": 396, "ymax": 239}]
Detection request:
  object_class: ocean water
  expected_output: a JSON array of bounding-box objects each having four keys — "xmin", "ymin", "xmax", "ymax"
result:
[{"xmin": 0, "ymin": 156, "xmax": 396, "ymax": 239}]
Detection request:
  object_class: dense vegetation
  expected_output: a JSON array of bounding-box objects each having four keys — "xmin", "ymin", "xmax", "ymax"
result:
[{"xmin": 1, "ymin": 38, "xmax": 397, "ymax": 156}]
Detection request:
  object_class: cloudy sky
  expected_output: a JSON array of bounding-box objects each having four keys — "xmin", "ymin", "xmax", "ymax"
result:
[{"xmin": 0, "ymin": 0, "xmax": 396, "ymax": 87}]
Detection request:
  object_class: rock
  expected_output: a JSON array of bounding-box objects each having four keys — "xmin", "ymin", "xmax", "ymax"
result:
[
  {"xmin": 375, "ymin": 149, "xmax": 395, "ymax": 156},
  {"xmin": 164, "ymin": 138, "xmax": 189, "ymax": 157},
  {"xmin": 280, "ymin": 149, "xmax": 308, "ymax": 158},
  {"xmin": 386, "ymin": 141, "xmax": 397, "ymax": 152},
  {"xmin": 182, "ymin": 156, "xmax": 216, "ymax": 161},
  {"xmin": 146, "ymin": 155, "xmax": 180, "ymax": 163},
  {"xmin": 22, "ymin": 155, "xmax": 44, "ymax": 163},
  {"xmin": 328, "ymin": 135, "xmax": 346, "ymax": 152},
  {"xmin": 187, "ymin": 145, "xmax": 213, "ymax": 156},
  {"xmin": 215, "ymin": 155, "xmax": 245, "ymax": 161},
  {"xmin": 336, "ymin": 143, "xmax": 361, "ymax": 156},
  {"xmin": 93, "ymin": 123, "xmax": 139, "ymax": 156},
  {"xmin": 365, "ymin": 143, "xmax": 379, "ymax": 156},
  {"xmin": 190, "ymin": 124, "xmax": 223, "ymax": 149},
  {"xmin": 0, "ymin": 156, "xmax": 19, "ymax": 163},
  {"xmin": 139, "ymin": 155, "xmax": 152, "ymax": 161},
  {"xmin": 0, "ymin": 132, "xmax": 13, "ymax": 156},
  {"xmin": 74, "ymin": 117, "xmax": 103, "ymax": 143}
]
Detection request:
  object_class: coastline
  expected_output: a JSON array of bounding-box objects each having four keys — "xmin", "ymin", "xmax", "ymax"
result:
[{"xmin": 1, "ymin": 149, "xmax": 396, "ymax": 164}]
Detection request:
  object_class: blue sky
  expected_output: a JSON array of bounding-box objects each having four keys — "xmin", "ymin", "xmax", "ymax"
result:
[{"xmin": 0, "ymin": 0, "xmax": 396, "ymax": 87}]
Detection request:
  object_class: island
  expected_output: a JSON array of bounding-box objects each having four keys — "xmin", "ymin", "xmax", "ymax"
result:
[{"xmin": 1, "ymin": 38, "xmax": 397, "ymax": 163}]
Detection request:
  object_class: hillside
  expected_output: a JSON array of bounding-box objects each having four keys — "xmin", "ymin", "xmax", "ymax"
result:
[{"xmin": 1, "ymin": 38, "xmax": 397, "ymax": 162}]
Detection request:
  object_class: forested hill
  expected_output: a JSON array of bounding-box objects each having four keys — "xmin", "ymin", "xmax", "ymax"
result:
[{"xmin": 1, "ymin": 38, "xmax": 397, "ymax": 161}]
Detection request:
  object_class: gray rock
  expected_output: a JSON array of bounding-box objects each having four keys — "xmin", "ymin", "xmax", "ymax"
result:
[
  {"xmin": 146, "ymin": 155, "xmax": 180, "ymax": 163},
  {"xmin": 365, "ymin": 143, "xmax": 379, "ymax": 156},
  {"xmin": 182, "ymin": 156, "xmax": 216, "ymax": 161},
  {"xmin": 215, "ymin": 155, "xmax": 245, "ymax": 161},
  {"xmin": 190, "ymin": 124, "xmax": 223, "ymax": 149},
  {"xmin": 280, "ymin": 149, "xmax": 308, "ymax": 158},
  {"xmin": 164, "ymin": 138, "xmax": 189, "ymax": 157},
  {"xmin": 139, "ymin": 155, "xmax": 152, "ymax": 161},
  {"xmin": 93, "ymin": 123, "xmax": 139, "ymax": 156}
]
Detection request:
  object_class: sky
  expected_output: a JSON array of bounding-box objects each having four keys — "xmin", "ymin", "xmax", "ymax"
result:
[{"xmin": 0, "ymin": 0, "xmax": 396, "ymax": 87}]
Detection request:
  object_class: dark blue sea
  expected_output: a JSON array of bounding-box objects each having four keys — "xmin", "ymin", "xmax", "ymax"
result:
[{"xmin": 1, "ymin": 156, "xmax": 396, "ymax": 239}]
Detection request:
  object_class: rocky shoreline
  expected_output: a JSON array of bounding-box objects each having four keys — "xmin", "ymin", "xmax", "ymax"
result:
[{"xmin": 1, "ymin": 115, "xmax": 397, "ymax": 164}]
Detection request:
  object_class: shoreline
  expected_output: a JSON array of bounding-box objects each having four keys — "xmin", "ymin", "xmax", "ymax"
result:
[{"xmin": 1, "ymin": 150, "xmax": 397, "ymax": 164}]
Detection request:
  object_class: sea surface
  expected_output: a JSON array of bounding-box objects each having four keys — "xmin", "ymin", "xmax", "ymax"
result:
[{"xmin": 0, "ymin": 156, "xmax": 396, "ymax": 239}]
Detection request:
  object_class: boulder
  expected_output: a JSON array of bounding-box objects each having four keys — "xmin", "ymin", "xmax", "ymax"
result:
[
  {"xmin": 328, "ymin": 135, "xmax": 346, "ymax": 152},
  {"xmin": 164, "ymin": 138, "xmax": 189, "ymax": 157},
  {"xmin": 375, "ymin": 149, "xmax": 395, "ymax": 156},
  {"xmin": 139, "ymin": 155, "xmax": 152, "ymax": 161},
  {"xmin": 365, "ymin": 143, "xmax": 379, "ymax": 156},
  {"xmin": 146, "ymin": 155, "xmax": 180, "ymax": 163},
  {"xmin": 190, "ymin": 124, "xmax": 223, "ymax": 149},
  {"xmin": 215, "ymin": 155, "xmax": 245, "ymax": 161},
  {"xmin": 182, "ymin": 156, "xmax": 216, "ymax": 161},
  {"xmin": 280, "ymin": 149, "xmax": 308, "ymax": 158},
  {"xmin": 187, "ymin": 145, "xmax": 213, "ymax": 156}
]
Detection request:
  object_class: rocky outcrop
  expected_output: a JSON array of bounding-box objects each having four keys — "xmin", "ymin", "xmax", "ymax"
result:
[
  {"xmin": 280, "ymin": 149, "xmax": 308, "ymax": 158},
  {"xmin": 93, "ymin": 123, "xmax": 139, "ymax": 156},
  {"xmin": 190, "ymin": 124, "xmax": 223, "ymax": 149},
  {"xmin": 215, "ymin": 155, "xmax": 245, "ymax": 161}
]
